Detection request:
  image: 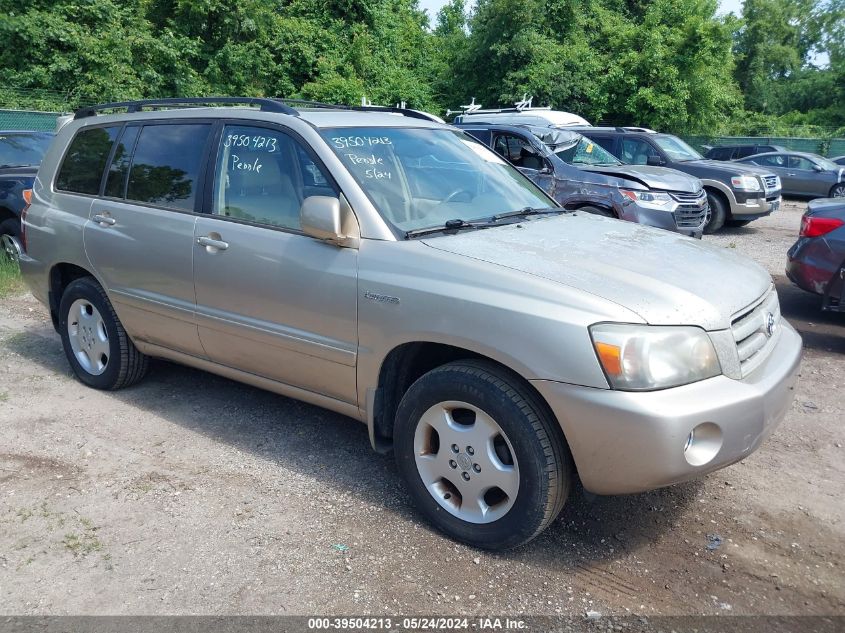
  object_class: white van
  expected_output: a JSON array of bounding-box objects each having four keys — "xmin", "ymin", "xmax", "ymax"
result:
[{"xmin": 454, "ymin": 108, "xmax": 591, "ymax": 127}]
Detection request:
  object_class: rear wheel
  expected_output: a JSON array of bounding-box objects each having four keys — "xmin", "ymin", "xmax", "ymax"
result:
[
  {"xmin": 59, "ymin": 277, "xmax": 148, "ymax": 390},
  {"xmin": 704, "ymin": 191, "xmax": 727, "ymax": 233},
  {"xmin": 394, "ymin": 360, "xmax": 572, "ymax": 549},
  {"xmin": 0, "ymin": 218, "xmax": 21, "ymax": 262},
  {"xmin": 830, "ymin": 183, "xmax": 845, "ymax": 198}
]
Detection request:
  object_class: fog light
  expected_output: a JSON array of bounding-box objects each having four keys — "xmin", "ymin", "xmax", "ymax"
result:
[{"xmin": 683, "ymin": 422, "xmax": 722, "ymax": 467}]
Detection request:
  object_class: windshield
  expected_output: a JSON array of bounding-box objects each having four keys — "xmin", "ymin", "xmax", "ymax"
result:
[
  {"xmin": 652, "ymin": 135, "xmax": 702, "ymax": 161},
  {"xmin": 0, "ymin": 132, "xmax": 53, "ymax": 167},
  {"xmin": 555, "ymin": 136, "xmax": 621, "ymax": 166},
  {"xmin": 322, "ymin": 127, "xmax": 554, "ymax": 233}
]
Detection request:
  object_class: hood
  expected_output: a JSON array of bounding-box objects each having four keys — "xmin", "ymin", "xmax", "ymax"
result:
[
  {"xmin": 0, "ymin": 165, "xmax": 38, "ymax": 178},
  {"xmin": 580, "ymin": 164, "xmax": 701, "ymax": 193},
  {"xmin": 422, "ymin": 213, "xmax": 772, "ymax": 331},
  {"xmin": 684, "ymin": 159, "xmax": 775, "ymax": 178}
]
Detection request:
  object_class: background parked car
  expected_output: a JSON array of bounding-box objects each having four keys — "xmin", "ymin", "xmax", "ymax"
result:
[
  {"xmin": 735, "ymin": 151, "xmax": 845, "ymax": 199},
  {"xmin": 786, "ymin": 198, "xmax": 845, "ymax": 311},
  {"xmin": 705, "ymin": 144, "xmax": 787, "ymax": 161},
  {"xmin": 0, "ymin": 130, "xmax": 55, "ymax": 259},
  {"xmin": 457, "ymin": 122, "xmax": 707, "ymax": 237},
  {"xmin": 570, "ymin": 127, "xmax": 782, "ymax": 233},
  {"xmin": 830, "ymin": 156, "xmax": 845, "ymax": 166}
]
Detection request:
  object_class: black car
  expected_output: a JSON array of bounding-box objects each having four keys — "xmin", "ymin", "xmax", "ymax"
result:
[
  {"xmin": 0, "ymin": 131, "xmax": 54, "ymax": 259},
  {"xmin": 705, "ymin": 144, "xmax": 787, "ymax": 161},
  {"xmin": 831, "ymin": 156, "xmax": 845, "ymax": 166}
]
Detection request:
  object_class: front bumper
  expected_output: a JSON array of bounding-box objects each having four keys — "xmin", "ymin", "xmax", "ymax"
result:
[
  {"xmin": 731, "ymin": 192, "xmax": 781, "ymax": 220},
  {"xmin": 621, "ymin": 203, "xmax": 704, "ymax": 239},
  {"xmin": 532, "ymin": 321, "xmax": 802, "ymax": 495}
]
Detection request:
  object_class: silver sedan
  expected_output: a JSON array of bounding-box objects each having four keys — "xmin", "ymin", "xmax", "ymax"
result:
[{"xmin": 735, "ymin": 151, "xmax": 845, "ymax": 198}]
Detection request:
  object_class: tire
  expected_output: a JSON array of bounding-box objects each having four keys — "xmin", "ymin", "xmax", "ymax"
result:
[
  {"xmin": 703, "ymin": 190, "xmax": 727, "ymax": 234},
  {"xmin": 579, "ymin": 205, "xmax": 616, "ymax": 218},
  {"xmin": 59, "ymin": 277, "xmax": 148, "ymax": 390},
  {"xmin": 394, "ymin": 359, "xmax": 572, "ymax": 549},
  {"xmin": 727, "ymin": 219, "xmax": 753, "ymax": 227},
  {"xmin": 830, "ymin": 183, "xmax": 845, "ymax": 198},
  {"xmin": 0, "ymin": 218, "xmax": 21, "ymax": 262}
]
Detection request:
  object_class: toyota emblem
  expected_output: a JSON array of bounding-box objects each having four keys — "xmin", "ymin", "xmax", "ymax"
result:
[{"xmin": 765, "ymin": 312, "xmax": 776, "ymax": 337}]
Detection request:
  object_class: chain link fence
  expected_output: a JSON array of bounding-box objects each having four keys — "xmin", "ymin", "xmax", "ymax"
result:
[
  {"xmin": 682, "ymin": 135, "xmax": 845, "ymax": 158},
  {"xmin": 0, "ymin": 109, "xmax": 65, "ymax": 132}
]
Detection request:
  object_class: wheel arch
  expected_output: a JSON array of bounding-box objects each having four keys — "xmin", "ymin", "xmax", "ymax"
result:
[
  {"xmin": 368, "ymin": 341, "xmax": 563, "ymax": 456},
  {"xmin": 48, "ymin": 262, "xmax": 98, "ymax": 331},
  {"xmin": 701, "ymin": 180, "xmax": 734, "ymax": 212}
]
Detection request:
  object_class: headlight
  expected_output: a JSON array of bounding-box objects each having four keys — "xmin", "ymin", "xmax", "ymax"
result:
[
  {"xmin": 730, "ymin": 175, "xmax": 761, "ymax": 191},
  {"xmin": 590, "ymin": 324, "xmax": 721, "ymax": 390},
  {"xmin": 620, "ymin": 189, "xmax": 674, "ymax": 209}
]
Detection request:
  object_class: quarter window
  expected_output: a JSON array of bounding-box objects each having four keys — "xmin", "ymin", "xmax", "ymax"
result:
[
  {"xmin": 126, "ymin": 124, "xmax": 211, "ymax": 211},
  {"xmin": 56, "ymin": 126, "xmax": 120, "ymax": 194},
  {"xmin": 212, "ymin": 125, "xmax": 337, "ymax": 230}
]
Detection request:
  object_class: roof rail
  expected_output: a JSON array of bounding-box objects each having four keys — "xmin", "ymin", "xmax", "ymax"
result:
[
  {"xmin": 73, "ymin": 97, "xmax": 299, "ymax": 120},
  {"xmin": 277, "ymin": 98, "xmax": 441, "ymax": 122}
]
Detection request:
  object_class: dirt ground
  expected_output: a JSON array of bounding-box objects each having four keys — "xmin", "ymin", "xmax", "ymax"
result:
[{"xmin": 0, "ymin": 200, "xmax": 842, "ymax": 617}]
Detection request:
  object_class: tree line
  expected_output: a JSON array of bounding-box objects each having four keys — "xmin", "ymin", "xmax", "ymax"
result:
[{"xmin": 0, "ymin": 0, "xmax": 842, "ymax": 135}]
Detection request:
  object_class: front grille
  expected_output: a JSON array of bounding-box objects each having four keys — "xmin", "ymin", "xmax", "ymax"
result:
[
  {"xmin": 730, "ymin": 287, "xmax": 781, "ymax": 377},
  {"xmin": 763, "ymin": 175, "xmax": 779, "ymax": 191},
  {"xmin": 670, "ymin": 190, "xmax": 708, "ymax": 228}
]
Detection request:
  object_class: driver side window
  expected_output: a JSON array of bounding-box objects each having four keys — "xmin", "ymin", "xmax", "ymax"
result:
[
  {"xmin": 788, "ymin": 155, "xmax": 815, "ymax": 170},
  {"xmin": 621, "ymin": 139, "xmax": 659, "ymax": 165}
]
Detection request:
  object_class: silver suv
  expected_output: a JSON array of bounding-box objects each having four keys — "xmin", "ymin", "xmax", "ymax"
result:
[{"xmin": 19, "ymin": 98, "xmax": 802, "ymax": 549}]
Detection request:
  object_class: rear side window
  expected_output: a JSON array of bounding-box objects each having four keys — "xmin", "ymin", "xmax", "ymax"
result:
[
  {"xmin": 126, "ymin": 124, "xmax": 211, "ymax": 211},
  {"xmin": 56, "ymin": 126, "xmax": 120, "ymax": 194},
  {"xmin": 104, "ymin": 126, "xmax": 140, "ymax": 199}
]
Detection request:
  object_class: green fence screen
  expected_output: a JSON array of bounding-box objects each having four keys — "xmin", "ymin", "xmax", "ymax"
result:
[
  {"xmin": 683, "ymin": 135, "xmax": 845, "ymax": 158},
  {"xmin": 0, "ymin": 109, "xmax": 64, "ymax": 131}
]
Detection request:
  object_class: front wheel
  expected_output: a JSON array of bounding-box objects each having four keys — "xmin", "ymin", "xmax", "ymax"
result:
[
  {"xmin": 830, "ymin": 183, "xmax": 845, "ymax": 198},
  {"xmin": 394, "ymin": 360, "xmax": 572, "ymax": 549},
  {"xmin": 579, "ymin": 205, "xmax": 616, "ymax": 218},
  {"xmin": 0, "ymin": 218, "xmax": 21, "ymax": 262},
  {"xmin": 726, "ymin": 219, "xmax": 753, "ymax": 227},
  {"xmin": 59, "ymin": 277, "xmax": 148, "ymax": 390},
  {"xmin": 704, "ymin": 191, "xmax": 727, "ymax": 234}
]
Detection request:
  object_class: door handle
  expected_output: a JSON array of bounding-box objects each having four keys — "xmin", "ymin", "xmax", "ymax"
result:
[
  {"xmin": 197, "ymin": 236, "xmax": 229, "ymax": 251},
  {"xmin": 92, "ymin": 214, "xmax": 116, "ymax": 226},
  {"xmin": 786, "ymin": 173, "xmax": 796, "ymax": 176}
]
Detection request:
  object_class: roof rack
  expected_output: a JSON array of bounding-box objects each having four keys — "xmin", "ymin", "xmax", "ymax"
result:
[
  {"xmin": 278, "ymin": 98, "xmax": 441, "ymax": 122},
  {"xmin": 74, "ymin": 97, "xmax": 299, "ymax": 119},
  {"xmin": 73, "ymin": 96, "xmax": 441, "ymax": 123}
]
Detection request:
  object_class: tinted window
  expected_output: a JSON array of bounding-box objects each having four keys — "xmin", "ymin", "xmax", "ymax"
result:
[
  {"xmin": 493, "ymin": 134, "xmax": 544, "ymax": 170},
  {"xmin": 127, "ymin": 124, "xmax": 211, "ymax": 211},
  {"xmin": 104, "ymin": 126, "xmax": 140, "ymax": 198},
  {"xmin": 56, "ymin": 127, "xmax": 120, "ymax": 194},
  {"xmin": 735, "ymin": 147, "xmax": 756, "ymax": 158},
  {"xmin": 0, "ymin": 132, "xmax": 53, "ymax": 167},
  {"xmin": 212, "ymin": 125, "xmax": 337, "ymax": 230},
  {"xmin": 590, "ymin": 136, "xmax": 616, "ymax": 154},
  {"xmin": 621, "ymin": 138, "xmax": 660, "ymax": 164},
  {"xmin": 788, "ymin": 155, "xmax": 815, "ymax": 170}
]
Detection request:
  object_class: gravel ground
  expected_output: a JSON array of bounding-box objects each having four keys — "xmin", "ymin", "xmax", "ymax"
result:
[{"xmin": 0, "ymin": 200, "xmax": 842, "ymax": 616}]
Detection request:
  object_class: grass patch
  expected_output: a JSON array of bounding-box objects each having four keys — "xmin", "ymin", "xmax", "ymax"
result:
[{"xmin": 0, "ymin": 256, "xmax": 25, "ymax": 298}]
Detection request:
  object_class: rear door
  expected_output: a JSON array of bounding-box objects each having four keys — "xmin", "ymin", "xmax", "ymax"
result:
[
  {"xmin": 751, "ymin": 154, "xmax": 792, "ymax": 193},
  {"xmin": 84, "ymin": 121, "xmax": 213, "ymax": 357},
  {"xmin": 192, "ymin": 122, "xmax": 359, "ymax": 404}
]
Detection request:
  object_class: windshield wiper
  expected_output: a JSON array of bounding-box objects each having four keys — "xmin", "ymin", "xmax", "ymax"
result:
[
  {"xmin": 491, "ymin": 206, "xmax": 563, "ymax": 221},
  {"xmin": 405, "ymin": 218, "xmax": 495, "ymax": 239}
]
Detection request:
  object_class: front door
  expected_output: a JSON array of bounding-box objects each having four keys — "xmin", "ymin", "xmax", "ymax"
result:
[
  {"xmin": 492, "ymin": 133, "xmax": 554, "ymax": 195},
  {"xmin": 192, "ymin": 123, "xmax": 359, "ymax": 405},
  {"xmin": 84, "ymin": 121, "xmax": 213, "ymax": 357}
]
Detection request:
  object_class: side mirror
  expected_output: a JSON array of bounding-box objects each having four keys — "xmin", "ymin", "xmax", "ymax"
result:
[
  {"xmin": 812, "ymin": 164, "xmax": 824, "ymax": 172},
  {"xmin": 646, "ymin": 155, "xmax": 664, "ymax": 166},
  {"xmin": 301, "ymin": 196, "xmax": 344, "ymax": 243}
]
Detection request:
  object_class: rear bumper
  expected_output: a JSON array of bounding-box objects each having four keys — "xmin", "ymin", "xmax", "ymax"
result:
[
  {"xmin": 786, "ymin": 237, "xmax": 837, "ymax": 295},
  {"xmin": 532, "ymin": 321, "xmax": 802, "ymax": 495}
]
